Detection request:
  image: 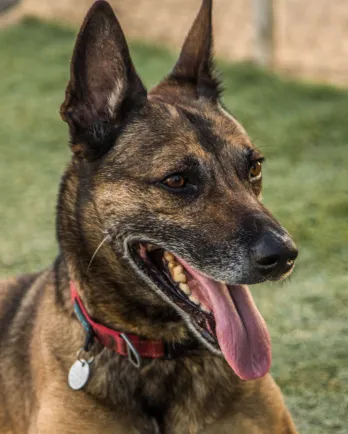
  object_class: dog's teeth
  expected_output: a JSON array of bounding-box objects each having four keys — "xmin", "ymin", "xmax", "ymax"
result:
[
  {"xmin": 173, "ymin": 264, "xmax": 183, "ymax": 274},
  {"xmin": 179, "ymin": 283, "xmax": 191, "ymax": 295},
  {"xmin": 201, "ymin": 304, "xmax": 211, "ymax": 313},
  {"xmin": 164, "ymin": 252, "xmax": 174, "ymax": 262},
  {"xmin": 168, "ymin": 262, "xmax": 176, "ymax": 270},
  {"xmin": 172, "ymin": 265, "xmax": 187, "ymax": 283},
  {"xmin": 173, "ymin": 273, "xmax": 187, "ymax": 283},
  {"xmin": 189, "ymin": 295, "xmax": 200, "ymax": 305}
]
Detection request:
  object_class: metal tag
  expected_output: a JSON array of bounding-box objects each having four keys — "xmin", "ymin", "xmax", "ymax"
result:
[{"xmin": 68, "ymin": 359, "xmax": 90, "ymax": 391}]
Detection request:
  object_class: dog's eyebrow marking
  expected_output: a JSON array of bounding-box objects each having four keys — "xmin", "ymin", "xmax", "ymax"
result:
[
  {"xmin": 172, "ymin": 155, "xmax": 202, "ymax": 175},
  {"xmin": 148, "ymin": 155, "xmax": 203, "ymax": 183},
  {"xmin": 181, "ymin": 110, "xmax": 226, "ymax": 153}
]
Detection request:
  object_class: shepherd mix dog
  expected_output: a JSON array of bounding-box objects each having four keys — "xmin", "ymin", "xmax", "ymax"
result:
[{"xmin": 0, "ymin": 0, "xmax": 299, "ymax": 432}]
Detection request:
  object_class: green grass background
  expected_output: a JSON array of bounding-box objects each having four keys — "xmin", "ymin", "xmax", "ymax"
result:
[{"xmin": 0, "ymin": 19, "xmax": 347, "ymax": 432}]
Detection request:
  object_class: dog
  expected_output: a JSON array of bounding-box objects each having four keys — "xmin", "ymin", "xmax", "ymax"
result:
[{"xmin": 0, "ymin": 1, "xmax": 299, "ymax": 432}]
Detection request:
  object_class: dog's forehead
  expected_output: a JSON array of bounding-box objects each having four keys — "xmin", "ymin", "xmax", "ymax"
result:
[{"xmin": 116, "ymin": 100, "xmax": 253, "ymax": 168}]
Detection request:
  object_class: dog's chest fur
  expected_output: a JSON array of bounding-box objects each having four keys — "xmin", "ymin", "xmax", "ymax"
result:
[{"xmin": 87, "ymin": 344, "xmax": 242, "ymax": 429}]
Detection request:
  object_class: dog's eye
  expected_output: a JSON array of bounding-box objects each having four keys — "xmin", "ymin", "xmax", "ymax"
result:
[
  {"xmin": 249, "ymin": 161, "xmax": 262, "ymax": 181},
  {"xmin": 162, "ymin": 174, "xmax": 187, "ymax": 189}
]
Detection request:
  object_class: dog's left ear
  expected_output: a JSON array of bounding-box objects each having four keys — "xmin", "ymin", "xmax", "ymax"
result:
[
  {"xmin": 151, "ymin": 0, "xmax": 220, "ymax": 102},
  {"xmin": 60, "ymin": 0, "xmax": 147, "ymax": 159}
]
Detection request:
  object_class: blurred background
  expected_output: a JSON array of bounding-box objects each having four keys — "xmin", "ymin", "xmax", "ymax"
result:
[
  {"xmin": 0, "ymin": 0, "xmax": 347, "ymax": 433},
  {"xmin": 2, "ymin": 0, "xmax": 348, "ymax": 85}
]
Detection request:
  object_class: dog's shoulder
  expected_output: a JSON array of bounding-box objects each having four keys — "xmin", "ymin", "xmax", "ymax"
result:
[{"xmin": 0, "ymin": 271, "xmax": 48, "ymax": 345}]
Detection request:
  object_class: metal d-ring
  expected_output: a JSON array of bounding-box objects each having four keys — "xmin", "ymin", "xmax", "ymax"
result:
[
  {"xmin": 77, "ymin": 348, "xmax": 94, "ymax": 365},
  {"xmin": 120, "ymin": 333, "xmax": 142, "ymax": 368}
]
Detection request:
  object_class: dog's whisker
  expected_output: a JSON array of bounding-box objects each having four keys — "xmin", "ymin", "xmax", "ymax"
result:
[{"xmin": 87, "ymin": 235, "xmax": 112, "ymax": 271}]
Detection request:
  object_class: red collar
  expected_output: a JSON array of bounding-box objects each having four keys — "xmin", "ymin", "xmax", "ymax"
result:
[{"xmin": 70, "ymin": 281, "xmax": 198, "ymax": 367}]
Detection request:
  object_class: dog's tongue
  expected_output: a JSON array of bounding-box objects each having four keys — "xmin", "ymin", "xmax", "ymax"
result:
[{"xmin": 180, "ymin": 261, "xmax": 271, "ymax": 380}]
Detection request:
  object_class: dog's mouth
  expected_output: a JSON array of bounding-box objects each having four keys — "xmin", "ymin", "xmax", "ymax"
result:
[{"xmin": 129, "ymin": 242, "xmax": 271, "ymax": 380}]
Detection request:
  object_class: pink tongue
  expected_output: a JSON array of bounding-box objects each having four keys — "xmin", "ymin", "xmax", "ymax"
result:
[{"xmin": 179, "ymin": 261, "xmax": 271, "ymax": 380}]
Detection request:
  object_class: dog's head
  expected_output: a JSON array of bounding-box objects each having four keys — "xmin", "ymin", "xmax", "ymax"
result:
[{"xmin": 60, "ymin": 0, "xmax": 298, "ymax": 380}]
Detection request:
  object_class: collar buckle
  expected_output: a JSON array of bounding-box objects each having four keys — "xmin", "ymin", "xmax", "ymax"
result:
[{"xmin": 120, "ymin": 333, "xmax": 142, "ymax": 368}]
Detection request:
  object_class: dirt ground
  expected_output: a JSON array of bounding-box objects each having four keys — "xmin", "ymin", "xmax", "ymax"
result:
[{"xmin": 2, "ymin": 0, "xmax": 348, "ymax": 86}]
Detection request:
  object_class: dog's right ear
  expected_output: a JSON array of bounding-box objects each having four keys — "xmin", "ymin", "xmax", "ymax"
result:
[{"xmin": 60, "ymin": 0, "xmax": 146, "ymax": 159}]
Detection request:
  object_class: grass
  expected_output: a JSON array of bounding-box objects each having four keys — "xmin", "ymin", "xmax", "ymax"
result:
[{"xmin": 0, "ymin": 18, "xmax": 348, "ymax": 433}]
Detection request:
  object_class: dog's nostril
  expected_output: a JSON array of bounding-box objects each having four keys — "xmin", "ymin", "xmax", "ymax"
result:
[
  {"xmin": 255, "ymin": 254, "xmax": 278, "ymax": 268},
  {"xmin": 287, "ymin": 249, "xmax": 299, "ymax": 262}
]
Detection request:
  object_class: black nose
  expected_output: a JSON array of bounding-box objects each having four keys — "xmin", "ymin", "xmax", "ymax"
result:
[{"xmin": 251, "ymin": 232, "xmax": 298, "ymax": 277}]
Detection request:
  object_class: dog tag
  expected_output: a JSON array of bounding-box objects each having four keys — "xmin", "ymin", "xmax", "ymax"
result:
[{"xmin": 68, "ymin": 359, "xmax": 91, "ymax": 391}]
